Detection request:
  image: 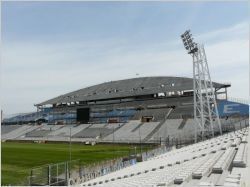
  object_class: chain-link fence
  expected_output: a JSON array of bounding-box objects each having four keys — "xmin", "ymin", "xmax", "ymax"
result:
[
  {"xmin": 28, "ymin": 159, "xmax": 80, "ymax": 186},
  {"xmin": 28, "ymin": 158, "xmax": 138, "ymax": 186}
]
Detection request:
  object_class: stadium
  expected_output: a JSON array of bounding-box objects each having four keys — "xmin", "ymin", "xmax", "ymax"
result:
[
  {"xmin": 1, "ymin": 6, "xmax": 249, "ymax": 186},
  {"xmin": 2, "ymin": 75, "xmax": 249, "ymax": 186}
]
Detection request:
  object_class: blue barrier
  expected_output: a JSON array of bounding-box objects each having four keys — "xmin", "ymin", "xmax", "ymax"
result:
[
  {"xmin": 4, "ymin": 108, "xmax": 135, "ymax": 124},
  {"xmin": 91, "ymin": 109, "xmax": 136, "ymax": 118},
  {"xmin": 217, "ymin": 100, "xmax": 249, "ymax": 117}
]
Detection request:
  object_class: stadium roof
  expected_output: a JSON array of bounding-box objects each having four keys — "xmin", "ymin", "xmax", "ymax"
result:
[{"xmin": 37, "ymin": 76, "xmax": 229, "ymax": 106}]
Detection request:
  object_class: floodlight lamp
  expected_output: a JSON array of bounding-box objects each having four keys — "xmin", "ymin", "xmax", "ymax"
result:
[
  {"xmin": 182, "ymin": 38, "xmax": 187, "ymax": 43},
  {"xmin": 181, "ymin": 30, "xmax": 199, "ymax": 55},
  {"xmin": 187, "ymin": 38, "xmax": 193, "ymax": 43}
]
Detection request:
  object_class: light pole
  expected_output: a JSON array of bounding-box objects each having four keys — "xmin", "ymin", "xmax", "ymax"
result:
[
  {"xmin": 69, "ymin": 127, "xmax": 72, "ymax": 178},
  {"xmin": 181, "ymin": 30, "xmax": 222, "ymax": 142},
  {"xmin": 113, "ymin": 124, "xmax": 115, "ymax": 159},
  {"xmin": 139, "ymin": 124, "xmax": 142, "ymax": 155}
]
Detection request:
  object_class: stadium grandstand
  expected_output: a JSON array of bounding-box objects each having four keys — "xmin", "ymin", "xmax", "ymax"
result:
[
  {"xmin": 1, "ymin": 76, "xmax": 248, "ymax": 144},
  {"xmin": 80, "ymin": 127, "xmax": 250, "ymax": 187}
]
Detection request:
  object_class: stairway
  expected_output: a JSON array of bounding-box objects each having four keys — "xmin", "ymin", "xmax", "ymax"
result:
[
  {"xmin": 143, "ymin": 108, "xmax": 173, "ymax": 142},
  {"xmin": 178, "ymin": 118, "xmax": 188, "ymax": 129},
  {"xmin": 102, "ymin": 123, "xmax": 127, "ymax": 139},
  {"xmin": 131, "ymin": 122, "xmax": 144, "ymax": 132}
]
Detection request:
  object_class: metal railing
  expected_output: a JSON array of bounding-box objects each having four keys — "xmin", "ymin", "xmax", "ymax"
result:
[{"xmin": 28, "ymin": 159, "xmax": 80, "ymax": 186}]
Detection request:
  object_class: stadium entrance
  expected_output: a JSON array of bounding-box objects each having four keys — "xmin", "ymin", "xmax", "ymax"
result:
[
  {"xmin": 141, "ymin": 116, "xmax": 153, "ymax": 122},
  {"xmin": 76, "ymin": 108, "xmax": 90, "ymax": 123}
]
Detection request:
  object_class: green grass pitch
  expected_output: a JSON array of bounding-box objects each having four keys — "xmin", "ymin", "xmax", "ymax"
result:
[{"xmin": 1, "ymin": 141, "xmax": 152, "ymax": 185}]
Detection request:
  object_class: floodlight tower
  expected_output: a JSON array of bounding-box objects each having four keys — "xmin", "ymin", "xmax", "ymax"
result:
[{"xmin": 181, "ymin": 30, "xmax": 222, "ymax": 142}]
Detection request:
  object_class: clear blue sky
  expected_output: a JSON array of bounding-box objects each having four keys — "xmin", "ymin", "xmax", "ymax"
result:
[
  {"xmin": 2, "ymin": 2, "xmax": 247, "ymax": 43},
  {"xmin": 1, "ymin": 1, "xmax": 249, "ymax": 115}
]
